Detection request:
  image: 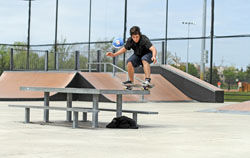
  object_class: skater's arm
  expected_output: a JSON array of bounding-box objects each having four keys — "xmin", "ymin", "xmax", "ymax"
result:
[
  {"xmin": 149, "ymin": 46, "xmax": 157, "ymax": 64},
  {"xmin": 106, "ymin": 47, "xmax": 127, "ymax": 58}
]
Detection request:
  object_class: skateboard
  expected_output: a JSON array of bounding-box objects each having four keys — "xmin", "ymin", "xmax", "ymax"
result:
[{"xmin": 123, "ymin": 83, "xmax": 155, "ymax": 91}]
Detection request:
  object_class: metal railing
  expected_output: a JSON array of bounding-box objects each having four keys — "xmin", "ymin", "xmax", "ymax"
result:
[{"xmin": 87, "ymin": 62, "xmax": 144, "ymax": 83}]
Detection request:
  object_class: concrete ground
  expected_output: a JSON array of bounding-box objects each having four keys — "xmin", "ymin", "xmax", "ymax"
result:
[{"xmin": 1, "ymin": 101, "xmax": 250, "ymax": 158}]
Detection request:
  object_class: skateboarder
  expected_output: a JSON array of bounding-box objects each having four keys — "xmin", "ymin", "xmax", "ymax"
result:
[{"xmin": 106, "ymin": 26, "xmax": 157, "ymax": 87}]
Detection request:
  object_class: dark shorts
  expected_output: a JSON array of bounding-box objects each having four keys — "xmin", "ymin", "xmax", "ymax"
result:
[{"xmin": 126, "ymin": 52, "xmax": 153, "ymax": 68}]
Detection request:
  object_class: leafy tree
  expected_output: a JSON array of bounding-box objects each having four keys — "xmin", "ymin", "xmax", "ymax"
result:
[
  {"xmin": 204, "ymin": 67, "xmax": 220, "ymax": 86},
  {"xmin": 236, "ymin": 69, "xmax": 247, "ymax": 82},
  {"xmin": 173, "ymin": 63, "xmax": 199, "ymax": 78},
  {"xmin": 0, "ymin": 45, "xmax": 10, "ymax": 74},
  {"xmin": 12, "ymin": 42, "xmax": 28, "ymax": 70},
  {"xmin": 171, "ymin": 52, "xmax": 181, "ymax": 66},
  {"xmin": 223, "ymin": 66, "xmax": 237, "ymax": 89},
  {"xmin": 246, "ymin": 64, "xmax": 250, "ymax": 82},
  {"xmin": 10, "ymin": 42, "xmax": 46, "ymax": 70},
  {"xmin": 93, "ymin": 37, "xmax": 113, "ymax": 63},
  {"xmin": 48, "ymin": 38, "xmax": 85, "ymax": 70},
  {"xmin": 91, "ymin": 38, "xmax": 115, "ymax": 71},
  {"xmin": 188, "ymin": 63, "xmax": 199, "ymax": 78},
  {"xmin": 223, "ymin": 66, "xmax": 237, "ymax": 83}
]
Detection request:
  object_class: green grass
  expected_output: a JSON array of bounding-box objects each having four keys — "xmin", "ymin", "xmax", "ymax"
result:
[{"xmin": 224, "ymin": 91, "xmax": 250, "ymax": 102}]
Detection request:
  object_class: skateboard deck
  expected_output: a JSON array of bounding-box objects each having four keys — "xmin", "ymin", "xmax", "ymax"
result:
[{"xmin": 123, "ymin": 83, "xmax": 155, "ymax": 91}]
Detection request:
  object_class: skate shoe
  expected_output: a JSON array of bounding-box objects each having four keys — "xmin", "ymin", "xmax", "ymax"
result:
[
  {"xmin": 142, "ymin": 78, "xmax": 151, "ymax": 87},
  {"xmin": 122, "ymin": 80, "xmax": 133, "ymax": 85}
]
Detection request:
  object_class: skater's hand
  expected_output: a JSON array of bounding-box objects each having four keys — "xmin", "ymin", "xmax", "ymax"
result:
[
  {"xmin": 151, "ymin": 56, "xmax": 157, "ymax": 64},
  {"xmin": 106, "ymin": 52, "xmax": 115, "ymax": 57}
]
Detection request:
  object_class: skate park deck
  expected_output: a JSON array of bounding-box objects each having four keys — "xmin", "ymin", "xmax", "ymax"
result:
[{"xmin": 0, "ymin": 65, "xmax": 223, "ymax": 102}]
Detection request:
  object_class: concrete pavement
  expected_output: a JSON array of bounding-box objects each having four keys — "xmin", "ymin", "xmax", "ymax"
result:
[{"xmin": 1, "ymin": 101, "xmax": 250, "ymax": 158}]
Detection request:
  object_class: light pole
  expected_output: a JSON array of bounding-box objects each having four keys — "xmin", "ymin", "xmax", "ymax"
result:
[
  {"xmin": 210, "ymin": 0, "xmax": 215, "ymax": 84},
  {"xmin": 182, "ymin": 21, "xmax": 195, "ymax": 73},
  {"xmin": 200, "ymin": 0, "xmax": 207, "ymax": 80},
  {"xmin": 165, "ymin": 0, "xmax": 169, "ymax": 65},
  {"xmin": 55, "ymin": 0, "xmax": 59, "ymax": 70},
  {"xmin": 88, "ymin": 0, "xmax": 92, "ymax": 69},
  {"xmin": 23, "ymin": 0, "xmax": 35, "ymax": 70},
  {"xmin": 123, "ymin": 0, "xmax": 127, "ymax": 70}
]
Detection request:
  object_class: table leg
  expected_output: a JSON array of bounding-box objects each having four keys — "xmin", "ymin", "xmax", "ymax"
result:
[
  {"xmin": 82, "ymin": 112, "xmax": 87, "ymax": 122},
  {"xmin": 116, "ymin": 94, "xmax": 122, "ymax": 117},
  {"xmin": 44, "ymin": 92, "xmax": 50, "ymax": 123},
  {"xmin": 92, "ymin": 94, "xmax": 99, "ymax": 128},
  {"xmin": 25, "ymin": 108, "xmax": 30, "ymax": 123},
  {"xmin": 73, "ymin": 111, "xmax": 78, "ymax": 128},
  {"xmin": 66, "ymin": 93, "xmax": 72, "ymax": 122}
]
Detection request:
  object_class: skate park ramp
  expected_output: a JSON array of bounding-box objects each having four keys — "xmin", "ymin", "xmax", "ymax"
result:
[
  {"xmin": 79, "ymin": 72, "xmax": 192, "ymax": 102},
  {"xmin": 216, "ymin": 101, "xmax": 250, "ymax": 114},
  {"xmin": 0, "ymin": 65, "xmax": 223, "ymax": 102},
  {"xmin": 136, "ymin": 65, "xmax": 224, "ymax": 102},
  {"xmin": 0, "ymin": 71, "xmax": 76, "ymax": 100},
  {"xmin": 199, "ymin": 101, "xmax": 250, "ymax": 115}
]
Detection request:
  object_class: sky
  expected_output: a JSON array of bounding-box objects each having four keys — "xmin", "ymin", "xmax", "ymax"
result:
[{"xmin": 0, "ymin": 0, "xmax": 250, "ymax": 69}]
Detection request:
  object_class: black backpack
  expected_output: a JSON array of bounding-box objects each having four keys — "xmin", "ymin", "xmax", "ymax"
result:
[{"xmin": 106, "ymin": 116, "xmax": 138, "ymax": 129}]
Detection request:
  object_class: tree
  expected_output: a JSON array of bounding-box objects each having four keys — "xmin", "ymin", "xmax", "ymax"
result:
[
  {"xmin": 223, "ymin": 66, "xmax": 237, "ymax": 83},
  {"xmin": 205, "ymin": 67, "xmax": 220, "ymax": 86},
  {"xmin": 92, "ymin": 38, "xmax": 113, "ymax": 63},
  {"xmin": 48, "ymin": 38, "xmax": 82, "ymax": 70},
  {"xmin": 188, "ymin": 63, "xmax": 199, "ymax": 78},
  {"xmin": 173, "ymin": 63, "xmax": 199, "ymax": 78},
  {"xmin": 236, "ymin": 69, "xmax": 247, "ymax": 82},
  {"xmin": 171, "ymin": 52, "xmax": 181, "ymax": 66},
  {"xmin": 0, "ymin": 45, "xmax": 10, "ymax": 74},
  {"xmin": 91, "ymin": 38, "xmax": 117, "ymax": 72},
  {"xmin": 223, "ymin": 66, "xmax": 237, "ymax": 89},
  {"xmin": 246, "ymin": 64, "xmax": 250, "ymax": 82},
  {"xmin": 12, "ymin": 42, "xmax": 28, "ymax": 70}
]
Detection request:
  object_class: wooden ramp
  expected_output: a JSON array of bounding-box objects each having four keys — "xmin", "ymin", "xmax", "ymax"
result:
[
  {"xmin": 0, "ymin": 71, "xmax": 192, "ymax": 102},
  {"xmin": 79, "ymin": 72, "xmax": 192, "ymax": 102},
  {"xmin": 0, "ymin": 71, "xmax": 76, "ymax": 99}
]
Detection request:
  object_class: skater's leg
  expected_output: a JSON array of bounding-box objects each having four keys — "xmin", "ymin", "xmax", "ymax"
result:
[
  {"xmin": 127, "ymin": 61, "xmax": 134, "ymax": 82},
  {"xmin": 141, "ymin": 52, "xmax": 153, "ymax": 79},
  {"xmin": 142, "ymin": 60, "xmax": 151, "ymax": 79},
  {"xmin": 126, "ymin": 54, "xmax": 141, "ymax": 83}
]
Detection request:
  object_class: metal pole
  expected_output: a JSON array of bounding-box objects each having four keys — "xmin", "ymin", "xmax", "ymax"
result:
[
  {"xmin": 162, "ymin": 41, "xmax": 165, "ymax": 64},
  {"xmin": 66, "ymin": 93, "xmax": 72, "ymax": 122},
  {"xmin": 10, "ymin": 48, "xmax": 14, "ymax": 71},
  {"xmin": 165, "ymin": 0, "xmax": 169, "ymax": 65},
  {"xmin": 200, "ymin": 0, "xmax": 207, "ymax": 80},
  {"xmin": 186, "ymin": 24, "xmax": 190, "ymax": 73},
  {"xmin": 116, "ymin": 94, "xmax": 122, "ymax": 117},
  {"xmin": 123, "ymin": 0, "xmax": 128, "ymax": 70},
  {"xmin": 92, "ymin": 94, "xmax": 99, "ymax": 128},
  {"xmin": 210, "ymin": 0, "xmax": 215, "ymax": 84},
  {"xmin": 112, "ymin": 49, "xmax": 116, "ymax": 77},
  {"xmin": 44, "ymin": 92, "xmax": 50, "ymax": 123},
  {"xmin": 88, "ymin": 0, "xmax": 92, "ymax": 68},
  {"xmin": 45, "ymin": 50, "xmax": 48, "ymax": 71},
  {"xmin": 97, "ymin": 50, "xmax": 101, "ymax": 72},
  {"xmin": 27, "ymin": 0, "xmax": 32, "ymax": 70},
  {"xmin": 75, "ymin": 51, "xmax": 80, "ymax": 71},
  {"xmin": 55, "ymin": 0, "xmax": 59, "ymax": 70},
  {"xmin": 182, "ymin": 21, "xmax": 195, "ymax": 74}
]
